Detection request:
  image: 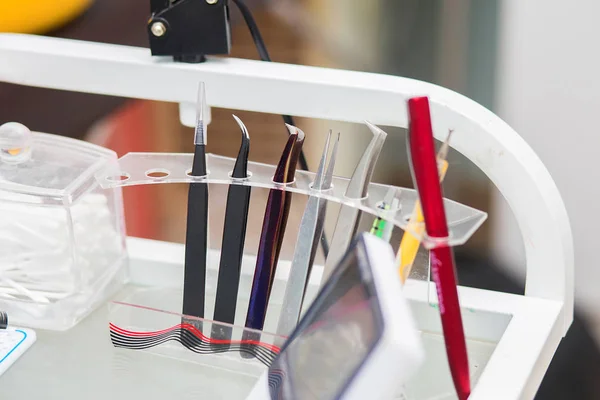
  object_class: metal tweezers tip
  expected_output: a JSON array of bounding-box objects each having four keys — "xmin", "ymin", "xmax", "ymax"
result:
[
  {"xmin": 437, "ymin": 129, "xmax": 454, "ymax": 160},
  {"xmin": 232, "ymin": 114, "xmax": 250, "ymax": 140},
  {"xmin": 274, "ymin": 125, "xmax": 304, "ymax": 183},
  {"xmin": 231, "ymin": 114, "xmax": 250, "ymax": 178},
  {"xmin": 285, "ymin": 123, "xmax": 306, "ymax": 142},
  {"xmin": 312, "ymin": 131, "xmax": 331, "ymax": 190},
  {"xmin": 365, "ymin": 120, "xmax": 388, "ymax": 140},
  {"xmin": 284, "ymin": 123, "xmax": 296, "ymax": 134},
  {"xmin": 344, "ymin": 123, "xmax": 388, "ymax": 198},
  {"xmin": 323, "ymin": 132, "xmax": 340, "ymax": 189}
]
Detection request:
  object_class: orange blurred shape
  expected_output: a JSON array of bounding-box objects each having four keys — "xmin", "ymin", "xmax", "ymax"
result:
[
  {"xmin": 103, "ymin": 100, "xmax": 160, "ymax": 240},
  {"xmin": 0, "ymin": 0, "xmax": 92, "ymax": 34}
]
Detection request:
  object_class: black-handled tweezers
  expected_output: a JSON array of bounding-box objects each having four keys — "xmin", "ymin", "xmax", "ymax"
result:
[
  {"xmin": 211, "ymin": 115, "xmax": 251, "ymax": 346},
  {"xmin": 182, "ymin": 82, "xmax": 209, "ymax": 331}
]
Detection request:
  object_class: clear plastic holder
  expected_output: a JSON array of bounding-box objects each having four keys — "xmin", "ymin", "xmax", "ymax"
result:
[
  {"xmin": 100, "ymin": 151, "xmax": 490, "ymax": 399},
  {"xmin": 96, "ymin": 152, "xmax": 487, "ymax": 249}
]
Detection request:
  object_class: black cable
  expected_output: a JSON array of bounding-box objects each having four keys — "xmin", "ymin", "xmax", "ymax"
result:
[
  {"xmin": 230, "ymin": 0, "xmax": 307, "ymax": 173},
  {"xmin": 230, "ymin": 0, "xmax": 330, "ymax": 258}
]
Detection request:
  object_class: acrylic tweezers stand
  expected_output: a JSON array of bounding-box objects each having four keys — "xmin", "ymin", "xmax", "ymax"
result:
[
  {"xmin": 100, "ymin": 153, "xmax": 488, "ymax": 399},
  {"xmin": 0, "ymin": 33, "xmax": 573, "ymax": 400}
]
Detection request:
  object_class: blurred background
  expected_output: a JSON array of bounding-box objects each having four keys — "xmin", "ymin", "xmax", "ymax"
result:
[{"xmin": 1, "ymin": 0, "xmax": 599, "ymax": 398}]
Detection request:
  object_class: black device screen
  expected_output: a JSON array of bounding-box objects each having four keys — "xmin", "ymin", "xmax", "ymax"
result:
[{"xmin": 268, "ymin": 241, "xmax": 384, "ymax": 400}]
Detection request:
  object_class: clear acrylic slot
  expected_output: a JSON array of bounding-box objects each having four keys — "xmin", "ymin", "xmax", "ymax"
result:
[{"xmin": 96, "ymin": 152, "xmax": 487, "ymax": 249}]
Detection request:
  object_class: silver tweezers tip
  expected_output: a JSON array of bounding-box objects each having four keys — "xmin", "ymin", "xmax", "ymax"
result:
[
  {"xmin": 313, "ymin": 130, "xmax": 332, "ymax": 190},
  {"xmin": 323, "ymin": 132, "xmax": 340, "ymax": 189},
  {"xmin": 285, "ymin": 123, "xmax": 305, "ymax": 141},
  {"xmin": 437, "ymin": 129, "xmax": 454, "ymax": 160},
  {"xmin": 345, "ymin": 122, "xmax": 388, "ymax": 198},
  {"xmin": 364, "ymin": 120, "xmax": 388, "ymax": 140},
  {"xmin": 232, "ymin": 114, "xmax": 250, "ymax": 140}
]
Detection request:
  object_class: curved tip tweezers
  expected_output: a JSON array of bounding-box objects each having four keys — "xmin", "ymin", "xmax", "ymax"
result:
[
  {"xmin": 244, "ymin": 123, "xmax": 306, "ymax": 338},
  {"xmin": 274, "ymin": 124, "xmax": 305, "ymax": 183},
  {"xmin": 211, "ymin": 114, "xmax": 252, "ymax": 346},
  {"xmin": 322, "ymin": 121, "xmax": 388, "ymax": 283},
  {"xmin": 231, "ymin": 114, "xmax": 250, "ymax": 179},
  {"xmin": 345, "ymin": 121, "xmax": 388, "ymax": 199}
]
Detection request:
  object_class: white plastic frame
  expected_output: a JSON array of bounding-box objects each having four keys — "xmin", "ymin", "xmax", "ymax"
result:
[
  {"xmin": 246, "ymin": 234, "xmax": 424, "ymax": 400},
  {"xmin": 0, "ymin": 33, "xmax": 573, "ymax": 399}
]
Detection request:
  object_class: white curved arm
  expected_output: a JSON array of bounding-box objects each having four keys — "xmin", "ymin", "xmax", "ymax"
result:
[{"xmin": 0, "ymin": 33, "xmax": 573, "ymax": 334}]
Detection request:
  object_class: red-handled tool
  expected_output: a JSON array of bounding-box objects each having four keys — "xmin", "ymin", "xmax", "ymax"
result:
[{"xmin": 407, "ymin": 96, "xmax": 470, "ymax": 400}]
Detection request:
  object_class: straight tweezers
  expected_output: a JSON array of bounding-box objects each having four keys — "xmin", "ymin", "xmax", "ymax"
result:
[
  {"xmin": 276, "ymin": 130, "xmax": 340, "ymax": 339},
  {"xmin": 182, "ymin": 82, "xmax": 209, "ymax": 330}
]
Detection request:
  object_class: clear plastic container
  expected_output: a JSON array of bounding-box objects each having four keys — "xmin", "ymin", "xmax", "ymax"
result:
[{"xmin": 0, "ymin": 125, "xmax": 127, "ymax": 330}]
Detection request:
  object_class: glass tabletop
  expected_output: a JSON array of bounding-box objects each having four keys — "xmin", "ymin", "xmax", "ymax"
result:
[{"xmin": 1, "ymin": 288, "xmax": 259, "ymax": 400}]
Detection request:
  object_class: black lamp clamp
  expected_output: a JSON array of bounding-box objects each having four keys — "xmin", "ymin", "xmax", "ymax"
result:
[{"xmin": 148, "ymin": 0, "xmax": 232, "ymax": 63}]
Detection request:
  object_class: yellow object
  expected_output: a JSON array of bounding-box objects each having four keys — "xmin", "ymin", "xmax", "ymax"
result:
[
  {"xmin": 398, "ymin": 131, "xmax": 453, "ymax": 283},
  {"xmin": 398, "ymin": 160, "xmax": 448, "ymax": 282},
  {"xmin": 0, "ymin": 0, "xmax": 93, "ymax": 34}
]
